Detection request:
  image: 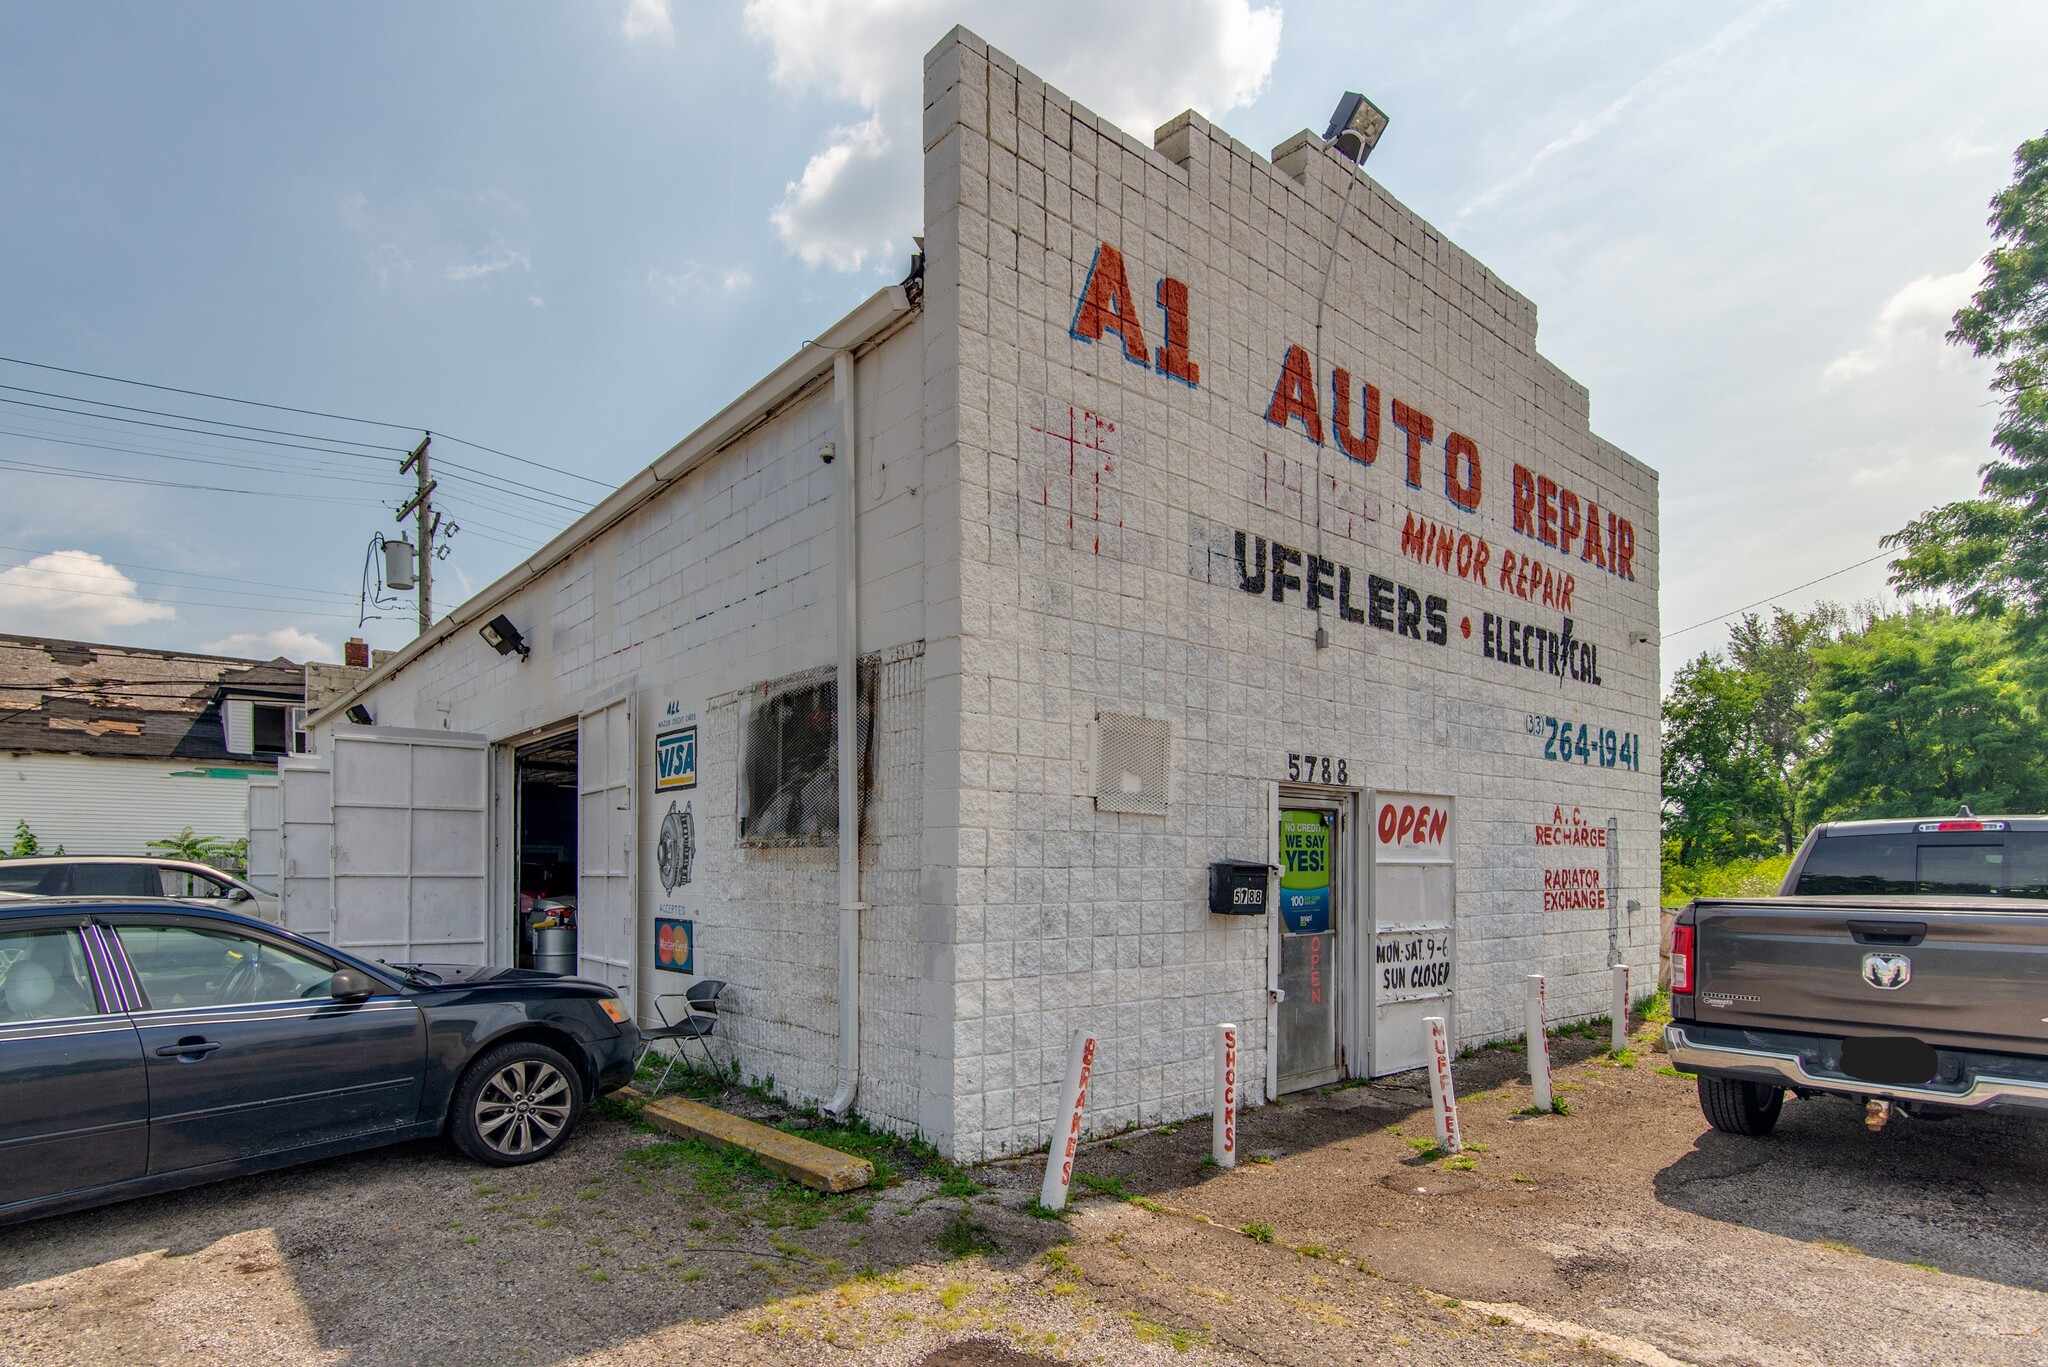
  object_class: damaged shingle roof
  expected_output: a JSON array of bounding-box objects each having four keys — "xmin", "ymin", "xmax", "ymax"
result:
[{"xmin": 0, "ymin": 633, "xmax": 304, "ymax": 762}]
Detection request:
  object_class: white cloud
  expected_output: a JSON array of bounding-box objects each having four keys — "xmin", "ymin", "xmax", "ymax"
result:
[
  {"xmin": 744, "ymin": 0, "xmax": 1283, "ymax": 271},
  {"xmin": 647, "ymin": 261, "xmax": 756, "ymax": 300},
  {"xmin": 200, "ymin": 628, "xmax": 336, "ymax": 662},
  {"xmin": 1822, "ymin": 263, "xmax": 1983, "ymax": 384},
  {"xmin": 621, "ymin": 0, "xmax": 674, "ymax": 44},
  {"xmin": 0, "ymin": 551, "xmax": 175, "ymax": 635},
  {"xmin": 1458, "ymin": 0, "xmax": 1785, "ymax": 223},
  {"xmin": 447, "ymin": 239, "xmax": 533, "ymax": 282}
]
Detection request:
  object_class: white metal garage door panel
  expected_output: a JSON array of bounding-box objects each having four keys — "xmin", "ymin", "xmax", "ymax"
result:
[
  {"xmin": 245, "ymin": 775, "xmax": 281, "ymax": 896},
  {"xmin": 330, "ymin": 725, "xmax": 487, "ymax": 967},
  {"xmin": 577, "ymin": 696, "xmax": 635, "ymax": 1008},
  {"xmin": 278, "ymin": 756, "xmax": 333, "ymax": 941}
]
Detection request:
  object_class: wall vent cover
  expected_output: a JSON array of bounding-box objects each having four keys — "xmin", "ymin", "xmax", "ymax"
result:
[{"xmin": 1094, "ymin": 712, "xmax": 1169, "ymax": 815}]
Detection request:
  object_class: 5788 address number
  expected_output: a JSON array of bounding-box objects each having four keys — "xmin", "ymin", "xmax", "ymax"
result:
[{"xmin": 1528, "ymin": 715, "xmax": 1640, "ymax": 771}]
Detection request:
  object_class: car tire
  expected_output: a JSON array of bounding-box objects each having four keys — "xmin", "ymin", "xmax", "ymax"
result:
[
  {"xmin": 450, "ymin": 1040, "xmax": 585, "ymax": 1166},
  {"xmin": 1697, "ymin": 1076, "xmax": 1784, "ymax": 1136}
]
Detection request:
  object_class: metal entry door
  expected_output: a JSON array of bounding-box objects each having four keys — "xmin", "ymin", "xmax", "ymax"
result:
[
  {"xmin": 1275, "ymin": 803, "xmax": 1344, "ymax": 1091},
  {"xmin": 1368, "ymin": 792, "xmax": 1456, "ymax": 1075},
  {"xmin": 576, "ymin": 695, "xmax": 636, "ymax": 1010}
]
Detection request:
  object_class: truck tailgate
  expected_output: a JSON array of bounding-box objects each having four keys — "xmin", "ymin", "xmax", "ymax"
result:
[{"xmin": 1692, "ymin": 897, "xmax": 2048, "ymax": 1052}]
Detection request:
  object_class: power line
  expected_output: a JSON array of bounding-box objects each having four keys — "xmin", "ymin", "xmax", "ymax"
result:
[
  {"xmin": 0, "ymin": 455, "xmax": 389, "ymax": 507},
  {"xmin": 0, "ymin": 426, "xmax": 406, "ymax": 491},
  {"xmin": 0, "ymin": 382, "xmax": 399, "ymax": 452},
  {"xmin": 0, "ymin": 560, "xmax": 358, "ymax": 609},
  {"xmin": 1662, "ymin": 550, "xmax": 1894, "ymax": 643},
  {"xmin": 0, "ymin": 353, "xmax": 617, "ymax": 490}
]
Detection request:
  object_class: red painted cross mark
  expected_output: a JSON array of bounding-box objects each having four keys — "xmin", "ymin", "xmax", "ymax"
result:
[{"xmin": 1030, "ymin": 405, "xmax": 1124, "ymax": 555}]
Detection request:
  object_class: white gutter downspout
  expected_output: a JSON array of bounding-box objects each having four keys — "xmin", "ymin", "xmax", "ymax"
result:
[{"xmin": 825, "ymin": 347, "xmax": 867, "ymax": 1120}]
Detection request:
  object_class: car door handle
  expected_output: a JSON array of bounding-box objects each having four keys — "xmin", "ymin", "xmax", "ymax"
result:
[{"xmin": 156, "ymin": 1038, "xmax": 222, "ymax": 1059}]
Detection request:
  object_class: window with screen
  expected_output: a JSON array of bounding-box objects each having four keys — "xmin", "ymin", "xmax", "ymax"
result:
[{"xmin": 738, "ymin": 666, "xmax": 872, "ymax": 845}]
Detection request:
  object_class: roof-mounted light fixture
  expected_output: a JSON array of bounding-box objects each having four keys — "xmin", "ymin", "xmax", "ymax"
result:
[
  {"xmin": 479, "ymin": 613, "xmax": 530, "ymax": 660},
  {"xmin": 1322, "ymin": 91, "xmax": 1389, "ymax": 165}
]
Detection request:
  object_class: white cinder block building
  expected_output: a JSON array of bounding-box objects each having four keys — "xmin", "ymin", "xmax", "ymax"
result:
[{"xmin": 306, "ymin": 30, "xmax": 1659, "ymax": 1160}]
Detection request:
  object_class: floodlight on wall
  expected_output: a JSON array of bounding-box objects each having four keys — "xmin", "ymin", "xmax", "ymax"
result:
[
  {"xmin": 479, "ymin": 613, "xmax": 530, "ymax": 659},
  {"xmin": 1322, "ymin": 91, "xmax": 1389, "ymax": 165},
  {"xmin": 345, "ymin": 703, "xmax": 374, "ymax": 725}
]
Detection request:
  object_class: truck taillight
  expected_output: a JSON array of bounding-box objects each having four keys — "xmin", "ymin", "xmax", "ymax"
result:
[{"xmin": 1670, "ymin": 922, "xmax": 1694, "ymax": 995}]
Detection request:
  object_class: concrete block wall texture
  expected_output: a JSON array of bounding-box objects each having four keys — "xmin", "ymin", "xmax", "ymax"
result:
[
  {"xmin": 325, "ymin": 331, "xmax": 947, "ymax": 1141},
  {"xmin": 924, "ymin": 29, "xmax": 1660, "ymax": 1159}
]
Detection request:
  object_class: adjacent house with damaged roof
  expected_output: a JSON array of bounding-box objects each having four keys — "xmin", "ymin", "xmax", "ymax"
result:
[{"xmin": 0, "ymin": 633, "xmax": 318, "ymax": 856}]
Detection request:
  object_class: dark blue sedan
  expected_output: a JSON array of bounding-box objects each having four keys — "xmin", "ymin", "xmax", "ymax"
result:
[{"xmin": 0, "ymin": 899, "xmax": 641, "ymax": 1227}]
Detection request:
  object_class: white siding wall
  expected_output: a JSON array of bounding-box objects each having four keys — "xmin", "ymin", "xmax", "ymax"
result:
[{"xmin": 0, "ymin": 753, "xmax": 265, "ymax": 854}]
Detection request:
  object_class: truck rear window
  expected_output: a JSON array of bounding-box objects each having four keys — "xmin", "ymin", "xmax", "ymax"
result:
[{"xmin": 1794, "ymin": 832, "xmax": 2048, "ymax": 899}]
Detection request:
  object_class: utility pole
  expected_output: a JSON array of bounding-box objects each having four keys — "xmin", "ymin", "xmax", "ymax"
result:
[{"xmin": 396, "ymin": 434, "xmax": 437, "ymax": 635}]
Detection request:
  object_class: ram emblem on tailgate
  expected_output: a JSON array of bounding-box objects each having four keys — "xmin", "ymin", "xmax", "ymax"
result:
[{"xmin": 1861, "ymin": 952, "xmax": 1912, "ymax": 991}]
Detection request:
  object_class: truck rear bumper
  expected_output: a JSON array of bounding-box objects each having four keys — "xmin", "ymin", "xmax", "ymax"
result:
[{"xmin": 1664, "ymin": 1023, "xmax": 2048, "ymax": 1113}]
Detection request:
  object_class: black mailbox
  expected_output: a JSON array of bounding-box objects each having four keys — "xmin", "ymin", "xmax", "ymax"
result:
[{"xmin": 1209, "ymin": 861, "xmax": 1274, "ymax": 916}]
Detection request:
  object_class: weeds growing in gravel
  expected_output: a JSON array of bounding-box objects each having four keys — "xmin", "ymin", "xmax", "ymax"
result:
[{"xmin": 1241, "ymin": 1222, "xmax": 1276, "ymax": 1244}]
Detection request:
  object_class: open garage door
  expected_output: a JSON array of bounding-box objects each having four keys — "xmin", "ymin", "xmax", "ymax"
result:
[
  {"xmin": 329, "ymin": 725, "xmax": 488, "ymax": 967},
  {"xmin": 577, "ymin": 695, "xmax": 636, "ymax": 1009}
]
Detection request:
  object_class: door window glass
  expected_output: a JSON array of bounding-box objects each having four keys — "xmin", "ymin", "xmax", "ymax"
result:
[
  {"xmin": 158, "ymin": 868, "xmax": 234, "ymax": 899},
  {"xmin": 0, "ymin": 865, "xmax": 53, "ymax": 895},
  {"xmin": 114, "ymin": 924, "xmax": 334, "ymax": 1008},
  {"xmin": 64, "ymin": 864, "xmax": 164, "ymax": 897},
  {"xmin": 0, "ymin": 927, "xmax": 101, "ymax": 1023}
]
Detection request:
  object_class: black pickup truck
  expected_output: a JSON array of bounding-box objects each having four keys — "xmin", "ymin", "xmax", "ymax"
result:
[{"xmin": 1665, "ymin": 814, "xmax": 2048, "ymax": 1136}]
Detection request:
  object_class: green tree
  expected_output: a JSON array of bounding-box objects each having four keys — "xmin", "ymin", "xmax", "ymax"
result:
[
  {"xmin": 1885, "ymin": 130, "xmax": 2048, "ymax": 645},
  {"xmin": 145, "ymin": 827, "xmax": 240, "ymax": 868},
  {"xmin": 1800, "ymin": 610, "xmax": 2048, "ymax": 820},
  {"xmin": 1661, "ymin": 653, "xmax": 1782, "ymax": 865},
  {"xmin": 1724, "ymin": 605, "xmax": 1841, "ymax": 852}
]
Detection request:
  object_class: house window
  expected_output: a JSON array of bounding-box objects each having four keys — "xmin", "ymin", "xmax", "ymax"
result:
[
  {"xmin": 738, "ymin": 666, "xmax": 872, "ymax": 845},
  {"xmin": 223, "ymin": 698, "xmax": 308, "ymax": 757}
]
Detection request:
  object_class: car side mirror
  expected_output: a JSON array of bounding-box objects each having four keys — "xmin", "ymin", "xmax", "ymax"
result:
[
  {"xmin": 227, "ymin": 887, "xmax": 253, "ymax": 902},
  {"xmin": 329, "ymin": 968, "xmax": 375, "ymax": 1002}
]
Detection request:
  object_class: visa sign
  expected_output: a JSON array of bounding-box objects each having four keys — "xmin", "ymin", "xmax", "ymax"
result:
[{"xmin": 656, "ymin": 724, "xmax": 697, "ymax": 791}]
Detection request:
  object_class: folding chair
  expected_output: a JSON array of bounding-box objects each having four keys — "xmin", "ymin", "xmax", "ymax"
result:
[{"xmin": 637, "ymin": 979, "xmax": 726, "ymax": 1095}]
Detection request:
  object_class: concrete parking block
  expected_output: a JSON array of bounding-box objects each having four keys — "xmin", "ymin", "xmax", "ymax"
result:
[{"xmin": 641, "ymin": 1096, "xmax": 874, "ymax": 1193}]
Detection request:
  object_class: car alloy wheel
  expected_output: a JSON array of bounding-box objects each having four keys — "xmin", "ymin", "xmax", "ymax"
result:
[{"xmin": 473, "ymin": 1057, "xmax": 574, "ymax": 1158}]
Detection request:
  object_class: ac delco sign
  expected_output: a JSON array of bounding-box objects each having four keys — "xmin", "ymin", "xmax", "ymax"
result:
[{"xmin": 1377, "ymin": 800, "xmax": 1449, "ymax": 848}]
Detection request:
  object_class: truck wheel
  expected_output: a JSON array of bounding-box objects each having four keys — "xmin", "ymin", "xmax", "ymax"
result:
[
  {"xmin": 450, "ymin": 1041, "xmax": 584, "ymax": 1166},
  {"xmin": 1697, "ymin": 1076, "xmax": 1784, "ymax": 1136}
]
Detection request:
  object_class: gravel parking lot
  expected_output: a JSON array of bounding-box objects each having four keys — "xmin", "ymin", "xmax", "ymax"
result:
[{"xmin": 5, "ymin": 1016, "xmax": 2046, "ymax": 1366}]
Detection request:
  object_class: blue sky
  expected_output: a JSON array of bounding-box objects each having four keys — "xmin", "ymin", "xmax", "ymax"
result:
[{"xmin": 0, "ymin": 2, "xmax": 2040, "ymax": 678}]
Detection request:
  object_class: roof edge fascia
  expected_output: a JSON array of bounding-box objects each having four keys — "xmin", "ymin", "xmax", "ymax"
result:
[{"xmin": 310, "ymin": 283, "xmax": 914, "ymax": 727}]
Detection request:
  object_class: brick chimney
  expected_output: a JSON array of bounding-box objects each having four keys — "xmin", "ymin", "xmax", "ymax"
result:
[{"xmin": 344, "ymin": 637, "xmax": 369, "ymax": 669}]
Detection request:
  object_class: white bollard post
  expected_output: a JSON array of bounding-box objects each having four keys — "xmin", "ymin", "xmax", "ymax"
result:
[
  {"xmin": 1526, "ymin": 974, "xmax": 1552, "ymax": 1113},
  {"xmin": 1038, "ymin": 1029, "xmax": 1098, "ymax": 1212},
  {"xmin": 1611, "ymin": 964, "xmax": 1630, "ymax": 1053},
  {"xmin": 1424, "ymin": 1015, "xmax": 1463, "ymax": 1153},
  {"xmin": 1212, "ymin": 1022, "xmax": 1239, "ymax": 1169}
]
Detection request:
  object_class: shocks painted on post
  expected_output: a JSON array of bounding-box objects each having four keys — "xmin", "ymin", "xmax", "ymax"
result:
[
  {"xmin": 1039, "ymin": 1029, "xmax": 1098, "ymax": 1213},
  {"xmin": 1213, "ymin": 1022, "xmax": 1239, "ymax": 1169},
  {"xmin": 1425, "ymin": 1015, "xmax": 1462, "ymax": 1153},
  {"xmin": 1611, "ymin": 964, "xmax": 1630, "ymax": 1053},
  {"xmin": 1526, "ymin": 974, "xmax": 1552, "ymax": 1112}
]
